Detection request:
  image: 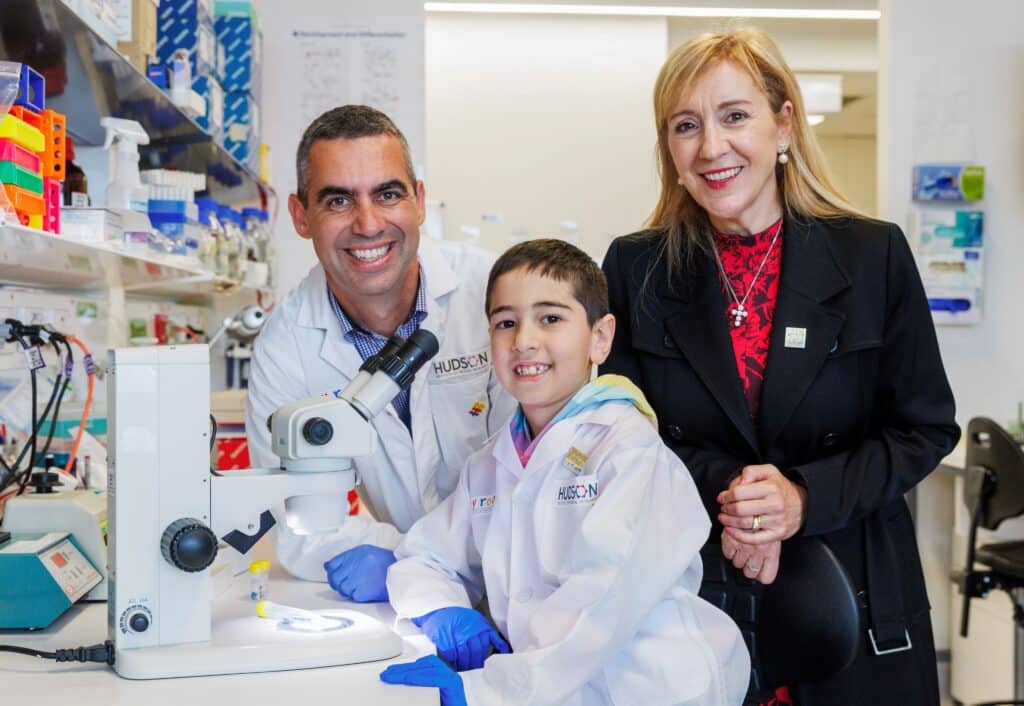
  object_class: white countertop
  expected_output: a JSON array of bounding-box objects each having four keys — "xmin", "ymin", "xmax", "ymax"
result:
[{"xmin": 0, "ymin": 559, "xmax": 438, "ymax": 706}]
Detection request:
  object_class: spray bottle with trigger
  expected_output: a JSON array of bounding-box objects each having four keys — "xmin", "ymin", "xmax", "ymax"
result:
[{"xmin": 100, "ymin": 117, "xmax": 153, "ymax": 244}]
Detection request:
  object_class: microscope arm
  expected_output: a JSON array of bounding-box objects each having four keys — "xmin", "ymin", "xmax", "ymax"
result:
[{"xmin": 209, "ymin": 466, "xmax": 356, "ymax": 539}]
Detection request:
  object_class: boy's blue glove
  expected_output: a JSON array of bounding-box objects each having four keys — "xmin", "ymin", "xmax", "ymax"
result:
[
  {"xmin": 412, "ymin": 606, "xmax": 511, "ymax": 671},
  {"xmin": 380, "ymin": 655, "xmax": 467, "ymax": 706},
  {"xmin": 323, "ymin": 545, "xmax": 396, "ymax": 602}
]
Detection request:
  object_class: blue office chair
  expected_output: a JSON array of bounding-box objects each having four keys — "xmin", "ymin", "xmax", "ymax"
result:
[{"xmin": 958, "ymin": 417, "xmax": 1024, "ymax": 706}]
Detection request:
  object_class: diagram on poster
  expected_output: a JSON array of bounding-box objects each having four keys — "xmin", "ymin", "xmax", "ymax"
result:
[{"xmin": 288, "ymin": 21, "xmax": 415, "ymax": 138}]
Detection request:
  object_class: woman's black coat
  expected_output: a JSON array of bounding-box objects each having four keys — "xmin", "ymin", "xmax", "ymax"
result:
[{"xmin": 600, "ymin": 216, "xmax": 960, "ymax": 706}]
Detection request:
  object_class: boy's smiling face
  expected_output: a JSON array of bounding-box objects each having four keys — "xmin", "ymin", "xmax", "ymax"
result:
[{"xmin": 487, "ymin": 267, "xmax": 615, "ymax": 436}]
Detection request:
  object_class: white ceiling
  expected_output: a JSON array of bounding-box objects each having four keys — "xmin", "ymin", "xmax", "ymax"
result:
[{"xmin": 429, "ymin": 0, "xmax": 878, "ymax": 9}]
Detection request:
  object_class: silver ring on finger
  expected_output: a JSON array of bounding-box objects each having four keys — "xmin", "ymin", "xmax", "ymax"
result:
[
  {"xmin": 746, "ymin": 562, "xmax": 762, "ymax": 573},
  {"xmin": 751, "ymin": 514, "xmax": 762, "ymax": 532}
]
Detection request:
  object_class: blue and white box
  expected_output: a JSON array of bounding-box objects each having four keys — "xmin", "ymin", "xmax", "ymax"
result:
[
  {"xmin": 158, "ymin": 0, "xmax": 213, "ymax": 27},
  {"xmin": 214, "ymin": 13, "xmax": 262, "ymax": 100},
  {"xmin": 193, "ymin": 75, "xmax": 224, "ymax": 141},
  {"xmin": 223, "ymin": 90, "xmax": 259, "ymax": 170},
  {"xmin": 156, "ymin": 11, "xmax": 217, "ymax": 76}
]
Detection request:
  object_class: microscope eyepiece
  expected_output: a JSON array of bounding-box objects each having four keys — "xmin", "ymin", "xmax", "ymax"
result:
[
  {"xmin": 359, "ymin": 333, "xmax": 405, "ymax": 374},
  {"xmin": 379, "ymin": 330, "xmax": 440, "ymax": 390}
]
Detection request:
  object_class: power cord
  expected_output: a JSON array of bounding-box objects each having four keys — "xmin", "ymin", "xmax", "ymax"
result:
[{"xmin": 0, "ymin": 640, "xmax": 115, "ymax": 664}]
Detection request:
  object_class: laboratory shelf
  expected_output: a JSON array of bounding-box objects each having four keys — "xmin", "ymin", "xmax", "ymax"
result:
[
  {"xmin": 0, "ymin": 223, "xmax": 261, "ymax": 301},
  {"xmin": 0, "ymin": 0, "xmax": 274, "ymax": 205}
]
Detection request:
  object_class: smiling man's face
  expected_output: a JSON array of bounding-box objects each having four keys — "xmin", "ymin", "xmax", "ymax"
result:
[{"xmin": 288, "ymin": 134, "xmax": 424, "ymax": 313}]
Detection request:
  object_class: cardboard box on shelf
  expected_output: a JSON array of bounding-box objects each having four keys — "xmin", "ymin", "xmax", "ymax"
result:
[{"xmin": 113, "ymin": 0, "xmax": 159, "ymax": 73}]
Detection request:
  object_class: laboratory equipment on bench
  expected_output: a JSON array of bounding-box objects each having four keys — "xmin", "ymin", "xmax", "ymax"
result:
[
  {"xmin": 0, "ymin": 531, "xmax": 102, "ymax": 629},
  {"xmin": 208, "ymin": 304, "xmax": 266, "ymax": 389},
  {"xmin": 1, "ymin": 489, "xmax": 107, "ymax": 600},
  {"xmin": 106, "ymin": 331, "xmax": 439, "ymax": 679}
]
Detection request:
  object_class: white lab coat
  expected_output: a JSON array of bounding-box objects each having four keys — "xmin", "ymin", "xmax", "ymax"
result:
[
  {"xmin": 245, "ymin": 237, "xmax": 517, "ymax": 581},
  {"xmin": 388, "ymin": 402, "xmax": 750, "ymax": 706}
]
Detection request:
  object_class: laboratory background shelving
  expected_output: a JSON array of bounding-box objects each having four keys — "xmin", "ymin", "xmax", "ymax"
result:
[
  {"xmin": 0, "ymin": 0, "xmax": 276, "ymax": 348},
  {"xmin": 0, "ymin": 0, "xmax": 273, "ymax": 204},
  {"xmin": 0, "ymin": 223, "xmax": 265, "ymax": 302}
]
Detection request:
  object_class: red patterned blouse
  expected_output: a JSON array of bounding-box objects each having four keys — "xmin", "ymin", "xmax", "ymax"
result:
[{"xmin": 713, "ymin": 218, "xmax": 784, "ymax": 423}]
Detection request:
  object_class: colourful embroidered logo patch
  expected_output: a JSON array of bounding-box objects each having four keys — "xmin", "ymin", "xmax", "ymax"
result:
[
  {"xmin": 562, "ymin": 446, "xmax": 588, "ymax": 475},
  {"xmin": 471, "ymin": 495, "xmax": 496, "ymax": 513},
  {"xmin": 469, "ymin": 401, "xmax": 486, "ymax": 416}
]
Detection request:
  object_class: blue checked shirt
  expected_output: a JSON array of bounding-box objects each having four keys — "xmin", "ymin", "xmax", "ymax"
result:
[{"xmin": 327, "ymin": 272, "xmax": 428, "ymax": 430}]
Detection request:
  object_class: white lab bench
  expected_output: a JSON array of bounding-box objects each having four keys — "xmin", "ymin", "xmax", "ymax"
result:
[{"xmin": 0, "ymin": 557, "xmax": 439, "ymax": 706}]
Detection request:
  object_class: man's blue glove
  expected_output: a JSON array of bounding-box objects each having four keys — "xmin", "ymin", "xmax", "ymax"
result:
[
  {"xmin": 412, "ymin": 606, "xmax": 511, "ymax": 671},
  {"xmin": 380, "ymin": 655, "xmax": 467, "ymax": 706},
  {"xmin": 323, "ymin": 545, "xmax": 396, "ymax": 602}
]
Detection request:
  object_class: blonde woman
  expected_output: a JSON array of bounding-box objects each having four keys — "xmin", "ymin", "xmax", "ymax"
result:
[{"xmin": 601, "ymin": 28, "xmax": 958, "ymax": 706}]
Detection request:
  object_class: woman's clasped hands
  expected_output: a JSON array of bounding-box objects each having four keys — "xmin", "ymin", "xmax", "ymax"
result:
[{"xmin": 717, "ymin": 464, "xmax": 808, "ymax": 584}]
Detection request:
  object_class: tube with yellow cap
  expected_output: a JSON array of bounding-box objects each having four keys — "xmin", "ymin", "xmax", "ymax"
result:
[{"xmin": 248, "ymin": 559, "xmax": 270, "ymax": 601}]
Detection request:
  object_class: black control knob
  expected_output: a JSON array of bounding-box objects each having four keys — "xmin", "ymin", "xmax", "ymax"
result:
[
  {"xmin": 302, "ymin": 417, "xmax": 333, "ymax": 446},
  {"xmin": 161, "ymin": 518, "xmax": 218, "ymax": 572},
  {"xmin": 129, "ymin": 611, "xmax": 150, "ymax": 633}
]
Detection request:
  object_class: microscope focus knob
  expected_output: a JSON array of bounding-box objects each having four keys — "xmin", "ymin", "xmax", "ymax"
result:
[
  {"xmin": 302, "ymin": 417, "xmax": 334, "ymax": 446},
  {"xmin": 161, "ymin": 518, "xmax": 218, "ymax": 572}
]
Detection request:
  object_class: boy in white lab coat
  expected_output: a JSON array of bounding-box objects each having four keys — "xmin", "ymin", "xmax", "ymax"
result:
[{"xmin": 380, "ymin": 239, "xmax": 750, "ymax": 706}]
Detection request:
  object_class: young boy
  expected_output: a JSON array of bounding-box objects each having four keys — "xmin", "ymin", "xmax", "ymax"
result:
[{"xmin": 380, "ymin": 240, "xmax": 749, "ymax": 705}]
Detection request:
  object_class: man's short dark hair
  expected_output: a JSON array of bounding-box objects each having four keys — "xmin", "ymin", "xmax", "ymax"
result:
[
  {"xmin": 295, "ymin": 105, "xmax": 416, "ymax": 205},
  {"xmin": 486, "ymin": 239, "xmax": 609, "ymax": 326}
]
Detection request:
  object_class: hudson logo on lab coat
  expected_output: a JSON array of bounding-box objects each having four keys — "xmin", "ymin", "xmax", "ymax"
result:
[
  {"xmin": 556, "ymin": 475, "xmax": 599, "ymax": 505},
  {"xmin": 431, "ymin": 348, "xmax": 490, "ymax": 380},
  {"xmin": 471, "ymin": 495, "xmax": 496, "ymax": 513}
]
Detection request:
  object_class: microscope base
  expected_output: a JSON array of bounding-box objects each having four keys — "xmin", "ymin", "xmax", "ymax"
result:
[{"xmin": 114, "ymin": 608, "xmax": 402, "ymax": 679}]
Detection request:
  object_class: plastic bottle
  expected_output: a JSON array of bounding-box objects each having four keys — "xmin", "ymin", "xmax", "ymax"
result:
[
  {"xmin": 100, "ymin": 117, "xmax": 152, "ymax": 242},
  {"xmin": 198, "ymin": 199, "xmax": 227, "ymax": 276},
  {"xmin": 218, "ymin": 206, "xmax": 244, "ymax": 281}
]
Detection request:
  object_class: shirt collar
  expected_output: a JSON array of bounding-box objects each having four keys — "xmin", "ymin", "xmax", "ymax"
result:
[{"xmin": 327, "ymin": 267, "xmax": 428, "ymax": 340}]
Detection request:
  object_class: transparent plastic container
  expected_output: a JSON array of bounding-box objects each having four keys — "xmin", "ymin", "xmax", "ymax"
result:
[
  {"xmin": 218, "ymin": 206, "xmax": 245, "ymax": 282},
  {"xmin": 197, "ymin": 199, "xmax": 226, "ymax": 276}
]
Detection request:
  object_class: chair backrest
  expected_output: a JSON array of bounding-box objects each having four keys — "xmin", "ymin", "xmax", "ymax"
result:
[{"xmin": 965, "ymin": 417, "xmax": 1024, "ymax": 531}]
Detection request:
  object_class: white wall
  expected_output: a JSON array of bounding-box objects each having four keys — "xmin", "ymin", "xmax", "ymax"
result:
[
  {"xmin": 667, "ymin": 17, "xmax": 877, "ymax": 72},
  {"xmin": 255, "ymin": 0, "xmax": 425, "ymax": 295},
  {"xmin": 425, "ymin": 13, "xmax": 666, "ymax": 258},
  {"xmin": 879, "ymin": 0, "xmax": 1024, "ymax": 680},
  {"xmin": 879, "ymin": 0, "xmax": 1024, "ymax": 441},
  {"xmin": 817, "ymin": 134, "xmax": 877, "ymax": 215}
]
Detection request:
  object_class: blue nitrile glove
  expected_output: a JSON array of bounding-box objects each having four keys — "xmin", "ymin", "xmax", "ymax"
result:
[
  {"xmin": 412, "ymin": 606, "xmax": 511, "ymax": 671},
  {"xmin": 380, "ymin": 655, "xmax": 467, "ymax": 706},
  {"xmin": 323, "ymin": 545, "xmax": 396, "ymax": 602}
]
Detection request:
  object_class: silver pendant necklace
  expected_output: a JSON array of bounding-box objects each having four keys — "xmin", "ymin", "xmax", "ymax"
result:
[{"xmin": 712, "ymin": 222, "xmax": 783, "ymax": 328}]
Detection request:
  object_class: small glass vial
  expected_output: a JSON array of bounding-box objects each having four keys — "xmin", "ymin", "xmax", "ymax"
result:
[{"xmin": 248, "ymin": 560, "xmax": 270, "ymax": 601}]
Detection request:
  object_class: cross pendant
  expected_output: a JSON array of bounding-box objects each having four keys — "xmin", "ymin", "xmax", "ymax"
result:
[{"xmin": 730, "ymin": 305, "xmax": 748, "ymax": 327}]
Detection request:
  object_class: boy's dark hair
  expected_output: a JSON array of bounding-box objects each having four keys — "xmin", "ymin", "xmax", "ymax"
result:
[
  {"xmin": 295, "ymin": 105, "xmax": 416, "ymax": 205},
  {"xmin": 485, "ymin": 239, "xmax": 609, "ymax": 326}
]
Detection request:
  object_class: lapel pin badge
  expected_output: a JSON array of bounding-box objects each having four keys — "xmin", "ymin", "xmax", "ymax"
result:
[
  {"xmin": 784, "ymin": 327, "xmax": 807, "ymax": 349},
  {"xmin": 563, "ymin": 446, "xmax": 589, "ymax": 475}
]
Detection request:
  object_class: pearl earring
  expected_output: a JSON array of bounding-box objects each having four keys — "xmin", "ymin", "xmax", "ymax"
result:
[
  {"xmin": 677, "ymin": 177, "xmax": 683, "ymax": 185},
  {"xmin": 777, "ymin": 145, "xmax": 790, "ymax": 165}
]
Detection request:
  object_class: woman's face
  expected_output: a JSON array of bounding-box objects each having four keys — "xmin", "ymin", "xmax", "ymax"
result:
[{"xmin": 666, "ymin": 61, "xmax": 793, "ymax": 235}]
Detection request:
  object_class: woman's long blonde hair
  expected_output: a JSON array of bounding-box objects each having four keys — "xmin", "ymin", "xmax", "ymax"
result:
[{"xmin": 648, "ymin": 28, "xmax": 861, "ymax": 277}]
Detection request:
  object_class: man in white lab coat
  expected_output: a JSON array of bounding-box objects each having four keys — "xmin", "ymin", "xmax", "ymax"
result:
[
  {"xmin": 380, "ymin": 240, "xmax": 749, "ymax": 706},
  {"xmin": 245, "ymin": 106, "xmax": 515, "ymax": 600}
]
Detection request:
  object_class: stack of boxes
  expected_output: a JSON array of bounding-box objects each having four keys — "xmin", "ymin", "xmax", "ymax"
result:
[
  {"xmin": 155, "ymin": 0, "xmax": 261, "ymax": 174},
  {"xmin": 0, "ymin": 65, "xmax": 66, "ymax": 233},
  {"xmin": 215, "ymin": 1, "xmax": 261, "ymax": 173}
]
